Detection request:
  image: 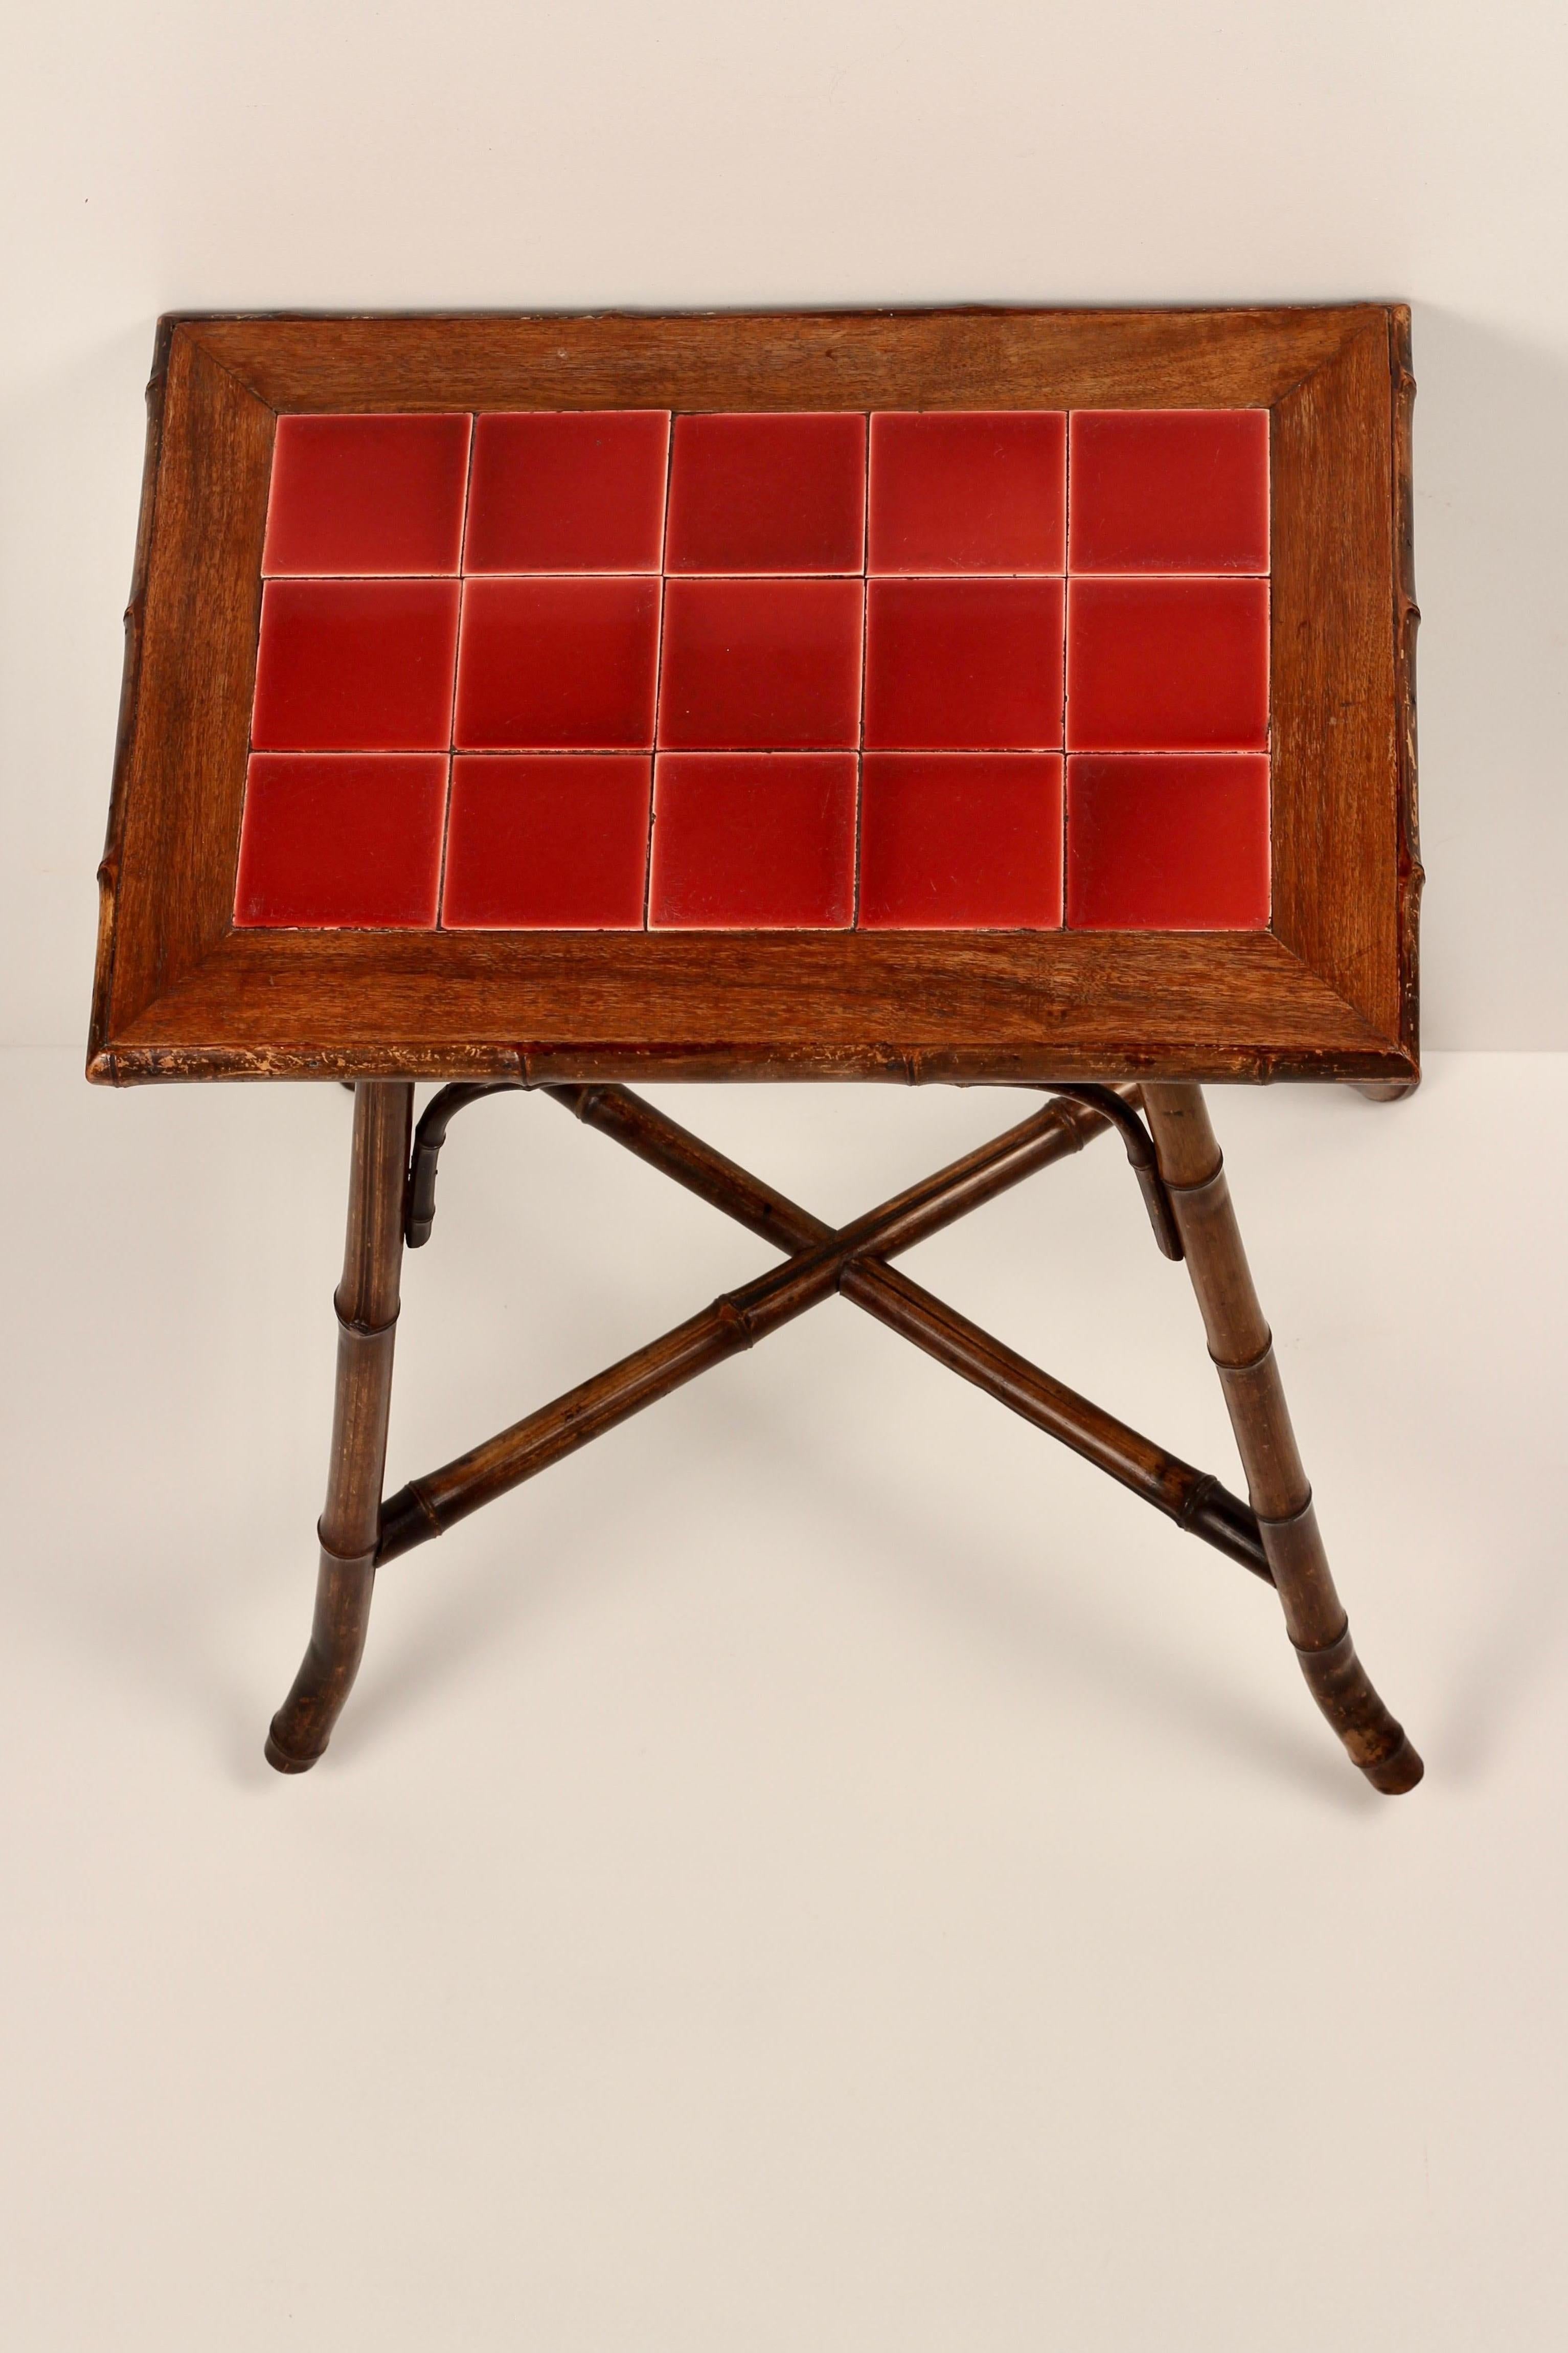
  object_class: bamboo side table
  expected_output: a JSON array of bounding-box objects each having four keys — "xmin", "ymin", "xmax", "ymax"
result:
[{"xmin": 89, "ymin": 305, "xmax": 1423, "ymax": 1794}]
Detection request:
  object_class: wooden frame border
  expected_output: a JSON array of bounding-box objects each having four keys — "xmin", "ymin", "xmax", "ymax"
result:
[{"xmin": 88, "ymin": 305, "xmax": 1420, "ymax": 1087}]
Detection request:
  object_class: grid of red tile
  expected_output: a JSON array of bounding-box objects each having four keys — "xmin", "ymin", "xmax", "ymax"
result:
[{"xmin": 237, "ymin": 407, "xmax": 1269, "ymax": 931}]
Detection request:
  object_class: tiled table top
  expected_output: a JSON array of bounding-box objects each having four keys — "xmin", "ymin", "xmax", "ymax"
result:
[{"xmin": 236, "ymin": 408, "xmax": 1271, "ymax": 935}]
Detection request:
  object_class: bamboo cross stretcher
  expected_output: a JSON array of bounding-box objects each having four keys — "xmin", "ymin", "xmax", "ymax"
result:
[{"xmin": 266, "ymin": 1078, "xmax": 1422, "ymax": 1794}]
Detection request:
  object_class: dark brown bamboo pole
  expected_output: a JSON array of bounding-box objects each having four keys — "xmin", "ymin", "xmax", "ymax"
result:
[
  {"xmin": 838, "ymin": 1260, "xmax": 1265, "ymax": 1571},
  {"xmin": 378, "ymin": 1087, "xmax": 1267, "ymax": 1579},
  {"xmin": 265, "ymin": 1080, "xmax": 413, "ymax": 1773},
  {"xmin": 377, "ymin": 1099, "xmax": 1098, "ymax": 1555},
  {"xmin": 549, "ymin": 1083, "xmax": 1265, "ymax": 1574},
  {"xmin": 1140, "ymin": 1082, "xmax": 1422, "ymax": 1794},
  {"xmin": 556, "ymin": 1082, "xmax": 1112, "ymax": 1257}
]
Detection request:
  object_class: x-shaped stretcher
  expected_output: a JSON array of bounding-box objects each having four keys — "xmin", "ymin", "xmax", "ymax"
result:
[{"xmin": 266, "ymin": 1080, "xmax": 1421, "ymax": 1794}]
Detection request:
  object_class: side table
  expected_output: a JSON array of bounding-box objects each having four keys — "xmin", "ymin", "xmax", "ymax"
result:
[{"xmin": 90, "ymin": 304, "xmax": 1423, "ymax": 1792}]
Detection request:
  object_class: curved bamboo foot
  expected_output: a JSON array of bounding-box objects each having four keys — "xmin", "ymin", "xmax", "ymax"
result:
[
  {"xmin": 1293, "ymin": 1623, "xmax": 1422, "ymax": 1794},
  {"xmin": 1141, "ymin": 1082, "xmax": 1423, "ymax": 1796},
  {"xmin": 1263, "ymin": 1498, "xmax": 1422, "ymax": 1791},
  {"xmin": 265, "ymin": 1082, "xmax": 411, "ymax": 1776},
  {"xmin": 265, "ymin": 1546, "xmax": 377, "ymax": 1771}
]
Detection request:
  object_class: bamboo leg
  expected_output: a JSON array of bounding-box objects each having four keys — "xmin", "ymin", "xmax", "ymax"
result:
[
  {"xmin": 1141, "ymin": 1082, "xmax": 1422, "ymax": 1795},
  {"xmin": 265, "ymin": 1080, "xmax": 413, "ymax": 1773}
]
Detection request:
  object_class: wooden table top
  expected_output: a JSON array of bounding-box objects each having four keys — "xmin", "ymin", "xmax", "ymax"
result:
[{"xmin": 88, "ymin": 306, "xmax": 1418, "ymax": 1088}]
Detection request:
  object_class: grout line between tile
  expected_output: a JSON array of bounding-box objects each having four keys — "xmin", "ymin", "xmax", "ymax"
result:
[
  {"xmin": 644, "ymin": 415, "xmax": 677, "ymax": 930},
  {"xmin": 456, "ymin": 412, "xmax": 478, "ymax": 576},
  {"xmin": 435, "ymin": 418, "xmax": 480, "ymax": 930},
  {"xmin": 1061, "ymin": 420, "xmax": 1071, "ymax": 931},
  {"xmin": 1265, "ymin": 572, "xmax": 1274, "ymax": 928},
  {"xmin": 857, "ymin": 568, "xmax": 1075, "ymax": 582},
  {"xmin": 853, "ymin": 413, "xmax": 871, "ymax": 930},
  {"xmin": 253, "ymin": 734, "xmax": 1210, "ymax": 761},
  {"xmin": 449, "ymin": 566, "xmax": 671, "ymax": 581},
  {"xmin": 1054, "ymin": 568, "xmax": 1274, "ymax": 582},
  {"xmin": 1047, "ymin": 747, "xmax": 1270, "ymax": 758}
]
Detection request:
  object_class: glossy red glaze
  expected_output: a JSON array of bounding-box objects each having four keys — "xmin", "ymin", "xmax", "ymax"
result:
[
  {"xmin": 1066, "ymin": 579, "xmax": 1268, "ymax": 752},
  {"xmin": 868, "ymin": 412, "xmax": 1065, "ymax": 574},
  {"xmin": 442, "ymin": 755, "xmax": 652, "ymax": 928},
  {"xmin": 261, "ymin": 414, "xmax": 471, "ymax": 577},
  {"xmin": 664, "ymin": 414, "xmax": 867, "ymax": 575},
  {"xmin": 455, "ymin": 576, "xmax": 661, "ymax": 749},
  {"xmin": 463, "ymin": 411, "xmax": 671, "ymax": 573},
  {"xmin": 1069, "ymin": 410, "xmax": 1269, "ymax": 574},
  {"xmin": 656, "ymin": 577, "xmax": 863, "ymax": 751},
  {"xmin": 234, "ymin": 754, "xmax": 447, "ymax": 926},
  {"xmin": 1065, "ymin": 754, "xmax": 1270, "ymax": 929},
  {"xmin": 858, "ymin": 754, "xmax": 1062, "ymax": 929},
  {"xmin": 251, "ymin": 579, "xmax": 461, "ymax": 750},
  {"xmin": 239, "ymin": 405, "xmax": 1276, "ymax": 933},
  {"xmin": 649, "ymin": 754, "xmax": 857, "ymax": 928},
  {"xmin": 865, "ymin": 579, "xmax": 1064, "ymax": 750}
]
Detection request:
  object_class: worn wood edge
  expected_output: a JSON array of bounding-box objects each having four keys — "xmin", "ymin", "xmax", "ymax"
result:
[
  {"xmin": 173, "ymin": 302, "xmax": 1385, "ymax": 337},
  {"xmin": 87, "ymin": 915, "xmax": 1415, "ymax": 1088},
  {"xmin": 87, "ymin": 1042, "xmax": 1421, "ymax": 1087},
  {"xmin": 1389, "ymin": 303, "xmax": 1423, "ymax": 1079},
  {"xmin": 87, "ymin": 316, "xmax": 178, "ymax": 1080},
  {"xmin": 1267, "ymin": 315, "xmax": 1408, "ymax": 1056},
  {"xmin": 88, "ymin": 958, "xmax": 1413, "ymax": 1086},
  {"xmin": 95, "ymin": 329, "xmax": 276, "ymax": 1044},
  {"xmin": 173, "ymin": 302, "xmax": 1385, "ymax": 412}
]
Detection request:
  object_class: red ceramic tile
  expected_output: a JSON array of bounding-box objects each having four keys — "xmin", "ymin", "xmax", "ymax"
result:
[
  {"xmin": 251, "ymin": 579, "xmax": 461, "ymax": 750},
  {"xmin": 1066, "ymin": 579, "xmax": 1268, "ymax": 752},
  {"xmin": 441, "ymin": 755, "xmax": 651, "ymax": 928},
  {"xmin": 864, "ymin": 579, "xmax": 1063, "ymax": 750},
  {"xmin": 664, "ymin": 414, "xmax": 867, "ymax": 574},
  {"xmin": 1066, "ymin": 754, "xmax": 1270, "ymax": 929},
  {"xmin": 1069, "ymin": 410, "xmax": 1269, "ymax": 573},
  {"xmin": 261, "ymin": 415, "xmax": 471, "ymax": 576},
  {"xmin": 234, "ymin": 754, "xmax": 446, "ymax": 927},
  {"xmin": 858, "ymin": 754, "xmax": 1062, "ymax": 929},
  {"xmin": 868, "ymin": 412, "xmax": 1065, "ymax": 574},
  {"xmin": 656, "ymin": 578, "xmax": 862, "ymax": 751},
  {"xmin": 455, "ymin": 576, "xmax": 661, "ymax": 749},
  {"xmin": 463, "ymin": 412, "xmax": 671, "ymax": 573},
  {"xmin": 649, "ymin": 754, "xmax": 856, "ymax": 928}
]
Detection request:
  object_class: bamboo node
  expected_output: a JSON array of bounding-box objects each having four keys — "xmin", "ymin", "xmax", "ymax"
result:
[{"xmin": 1210, "ymin": 1330, "xmax": 1276, "ymax": 1376}]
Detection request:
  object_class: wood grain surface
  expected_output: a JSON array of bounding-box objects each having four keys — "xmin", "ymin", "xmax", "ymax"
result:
[
  {"xmin": 88, "ymin": 305, "xmax": 1419, "ymax": 1087},
  {"xmin": 184, "ymin": 304, "xmax": 1374, "ymax": 415}
]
